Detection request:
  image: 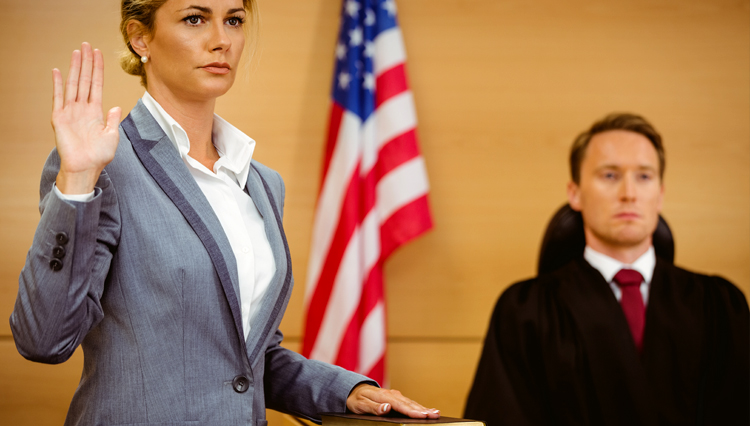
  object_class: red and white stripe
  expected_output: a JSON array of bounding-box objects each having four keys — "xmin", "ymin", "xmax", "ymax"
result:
[{"xmin": 302, "ymin": 26, "xmax": 433, "ymax": 384}]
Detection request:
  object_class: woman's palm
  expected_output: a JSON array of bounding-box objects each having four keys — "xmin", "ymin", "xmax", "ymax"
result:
[{"xmin": 52, "ymin": 43, "xmax": 121, "ymax": 193}]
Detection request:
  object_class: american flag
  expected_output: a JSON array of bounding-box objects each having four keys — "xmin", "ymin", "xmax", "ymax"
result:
[{"xmin": 301, "ymin": 0, "xmax": 433, "ymax": 385}]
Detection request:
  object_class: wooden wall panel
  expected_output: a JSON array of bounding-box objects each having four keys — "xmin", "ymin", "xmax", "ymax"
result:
[
  {"xmin": 387, "ymin": 341, "xmax": 484, "ymax": 418},
  {"xmin": 0, "ymin": 340, "xmax": 82, "ymax": 425},
  {"xmin": 0, "ymin": 0, "xmax": 747, "ymax": 424}
]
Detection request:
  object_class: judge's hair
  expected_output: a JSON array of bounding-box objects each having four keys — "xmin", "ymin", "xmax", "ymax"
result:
[
  {"xmin": 569, "ymin": 113, "xmax": 665, "ymax": 184},
  {"xmin": 119, "ymin": 0, "xmax": 258, "ymax": 87}
]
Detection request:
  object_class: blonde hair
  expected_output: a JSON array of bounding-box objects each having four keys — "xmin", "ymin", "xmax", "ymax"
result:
[{"xmin": 119, "ymin": 0, "xmax": 259, "ymax": 87}]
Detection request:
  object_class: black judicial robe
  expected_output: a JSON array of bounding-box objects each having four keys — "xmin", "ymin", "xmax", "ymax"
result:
[{"xmin": 464, "ymin": 258, "xmax": 749, "ymax": 426}]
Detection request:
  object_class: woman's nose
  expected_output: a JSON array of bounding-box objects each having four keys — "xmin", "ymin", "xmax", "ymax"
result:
[{"xmin": 210, "ymin": 23, "xmax": 231, "ymax": 51}]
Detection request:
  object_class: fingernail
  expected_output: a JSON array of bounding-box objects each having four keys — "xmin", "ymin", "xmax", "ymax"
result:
[{"xmin": 380, "ymin": 403, "xmax": 390, "ymax": 413}]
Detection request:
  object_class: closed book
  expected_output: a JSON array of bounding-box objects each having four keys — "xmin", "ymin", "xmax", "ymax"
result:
[{"xmin": 321, "ymin": 413, "xmax": 484, "ymax": 426}]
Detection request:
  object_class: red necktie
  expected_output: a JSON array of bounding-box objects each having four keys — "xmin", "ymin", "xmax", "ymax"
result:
[{"xmin": 613, "ymin": 269, "xmax": 645, "ymax": 352}]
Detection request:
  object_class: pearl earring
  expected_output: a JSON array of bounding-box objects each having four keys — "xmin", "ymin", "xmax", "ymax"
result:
[{"xmin": 141, "ymin": 56, "xmax": 148, "ymax": 64}]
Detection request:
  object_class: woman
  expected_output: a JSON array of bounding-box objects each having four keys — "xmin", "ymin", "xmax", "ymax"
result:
[{"xmin": 10, "ymin": 0, "xmax": 440, "ymax": 424}]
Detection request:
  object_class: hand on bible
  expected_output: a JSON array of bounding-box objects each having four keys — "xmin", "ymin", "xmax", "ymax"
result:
[
  {"xmin": 346, "ymin": 384, "xmax": 440, "ymax": 419},
  {"xmin": 52, "ymin": 42, "xmax": 121, "ymax": 195}
]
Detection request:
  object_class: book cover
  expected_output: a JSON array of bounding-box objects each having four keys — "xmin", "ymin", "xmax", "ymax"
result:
[{"xmin": 320, "ymin": 413, "xmax": 484, "ymax": 426}]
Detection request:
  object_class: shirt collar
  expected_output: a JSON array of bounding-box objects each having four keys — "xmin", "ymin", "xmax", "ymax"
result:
[
  {"xmin": 584, "ymin": 246, "xmax": 655, "ymax": 284},
  {"xmin": 141, "ymin": 91, "xmax": 256, "ymax": 189}
]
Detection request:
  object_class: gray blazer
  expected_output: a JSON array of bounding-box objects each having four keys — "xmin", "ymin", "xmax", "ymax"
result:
[{"xmin": 11, "ymin": 101, "xmax": 371, "ymax": 426}]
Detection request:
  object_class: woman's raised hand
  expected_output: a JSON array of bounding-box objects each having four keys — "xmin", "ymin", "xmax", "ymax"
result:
[{"xmin": 52, "ymin": 42, "xmax": 121, "ymax": 195}]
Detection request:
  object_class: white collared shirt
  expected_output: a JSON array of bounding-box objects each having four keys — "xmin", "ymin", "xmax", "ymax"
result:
[
  {"xmin": 141, "ymin": 92, "xmax": 276, "ymax": 340},
  {"xmin": 584, "ymin": 246, "xmax": 655, "ymax": 306}
]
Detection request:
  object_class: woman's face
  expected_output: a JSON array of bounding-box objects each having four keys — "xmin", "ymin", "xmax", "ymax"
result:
[{"xmin": 145, "ymin": 0, "xmax": 246, "ymax": 102}]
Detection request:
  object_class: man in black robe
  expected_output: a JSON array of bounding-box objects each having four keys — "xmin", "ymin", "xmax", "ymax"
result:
[{"xmin": 464, "ymin": 113, "xmax": 749, "ymax": 426}]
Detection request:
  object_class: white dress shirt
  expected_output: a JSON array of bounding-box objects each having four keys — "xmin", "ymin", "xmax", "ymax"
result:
[
  {"xmin": 56, "ymin": 92, "xmax": 275, "ymax": 340},
  {"xmin": 584, "ymin": 246, "xmax": 655, "ymax": 306}
]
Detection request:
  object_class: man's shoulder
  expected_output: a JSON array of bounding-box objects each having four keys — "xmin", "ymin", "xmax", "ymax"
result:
[
  {"xmin": 659, "ymin": 259, "xmax": 727, "ymax": 281},
  {"xmin": 657, "ymin": 259, "xmax": 747, "ymax": 306},
  {"xmin": 503, "ymin": 258, "xmax": 589, "ymax": 292},
  {"xmin": 495, "ymin": 259, "xmax": 590, "ymax": 314}
]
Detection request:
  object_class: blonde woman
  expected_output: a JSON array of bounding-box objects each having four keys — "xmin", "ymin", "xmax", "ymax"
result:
[{"xmin": 10, "ymin": 0, "xmax": 440, "ymax": 424}]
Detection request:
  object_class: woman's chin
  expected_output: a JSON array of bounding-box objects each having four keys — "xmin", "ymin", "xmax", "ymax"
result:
[
  {"xmin": 203, "ymin": 79, "xmax": 235, "ymax": 97},
  {"xmin": 159, "ymin": 74, "xmax": 233, "ymax": 100},
  {"xmin": 179, "ymin": 81, "xmax": 234, "ymax": 102}
]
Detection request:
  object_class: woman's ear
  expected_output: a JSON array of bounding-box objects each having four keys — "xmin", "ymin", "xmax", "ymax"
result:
[{"xmin": 127, "ymin": 20, "xmax": 149, "ymax": 58}]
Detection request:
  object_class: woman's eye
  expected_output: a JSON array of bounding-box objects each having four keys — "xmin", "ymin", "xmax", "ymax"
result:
[{"xmin": 227, "ymin": 17, "xmax": 244, "ymax": 27}]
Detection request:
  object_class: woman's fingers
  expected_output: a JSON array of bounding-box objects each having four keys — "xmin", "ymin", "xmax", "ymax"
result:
[
  {"xmin": 90, "ymin": 48, "xmax": 104, "ymax": 106},
  {"xmin": 52, "ymin": 68, "xmax": 63, "ymax": 113},
  {"xmin": 64, "ymin": 49, "xmax": 81, "ymax": 106},
  {"xmin": 347, "ymin": 385, "xmax": 440, "ymax": 419},
  {"xmin": 63, "ymin": 43, "xmax": 96, "ymax": 105},
  {"xmin": 77, "ymin": 42, "xmax": 93, "ymax": 102},
  {"xmin": 376, "ymin": 390, "xmax": 439, "ymax": 418},
  {"xmin": 347, "ymin": 385, "xmax": 386, "ymax": 416}
]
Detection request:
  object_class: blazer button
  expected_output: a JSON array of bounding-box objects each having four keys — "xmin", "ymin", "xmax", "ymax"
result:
[
  {"xmin": 52, "ymin": 246, "xmax": 66, "ymax": 259},
  {"xmin": 49, "ymin": 259, "xmax": 63, "ymax": 272},
  {"xmin": 55, "ymin": 232, "xmax": 69, "ymax": 245},
  {"xmin": 232, "ymin": 375, "xmax": 249, "ymax": 393}
]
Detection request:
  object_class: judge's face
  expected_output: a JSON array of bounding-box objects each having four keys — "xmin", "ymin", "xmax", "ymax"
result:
[
  {"xmin": 567, "ymin": 130, "xmax": 664, "ymax": 252},
  {"xmin": 143, "ymin": 0, "xmax": 246, "ymax": 101}
]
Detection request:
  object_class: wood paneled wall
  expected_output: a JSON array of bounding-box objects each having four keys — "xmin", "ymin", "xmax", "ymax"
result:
[{"xmin": 1, "ymin": 0, "xmax": 748, "ymax": 424}]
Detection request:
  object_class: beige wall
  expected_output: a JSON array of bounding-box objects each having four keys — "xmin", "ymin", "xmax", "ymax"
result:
[{"xmin": 1, "ymin": 0, "xmax": 748, "ymax": 424}]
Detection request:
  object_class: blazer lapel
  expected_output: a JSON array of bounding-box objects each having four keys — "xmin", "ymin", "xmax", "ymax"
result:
[
  {"xmin": 121, "ymin": 102, "xmax": 248, "ymax": 360},
  {"xmin": 243, "ymin": 164, "xmax": 293, "ymax": 367}
]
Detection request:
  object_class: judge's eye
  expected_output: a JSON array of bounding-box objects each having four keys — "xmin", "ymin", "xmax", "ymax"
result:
[{"xmin": 183, "ymin": 15, "xmax": 205, "ymax": 26}]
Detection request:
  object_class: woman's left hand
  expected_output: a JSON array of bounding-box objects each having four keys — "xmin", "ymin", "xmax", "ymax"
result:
[{"xmin": 346, "ymin": 384, "xmax": 440, "ymax": 419}]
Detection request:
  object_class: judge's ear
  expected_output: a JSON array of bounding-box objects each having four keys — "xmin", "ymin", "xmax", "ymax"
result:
[
  {"xmin": 656, "ymin": 182, "xmax": 665, "ymax": 213},
  {"xmin": 567, "ymin": 181, "xmax": 582, "ymax": 212},
  {"xmin": 126, "ymin": 20, "xmax": 150, "ymax": 58}
]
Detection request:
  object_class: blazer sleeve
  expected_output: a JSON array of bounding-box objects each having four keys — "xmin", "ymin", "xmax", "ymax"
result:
[
  {"xmin": 264, "ymin": 330, "xmax": 376, "ymax": 423},
  {"xmin": 10, "ymin": 148, "xmax": 121, "ymax": 364},
  {"xmin": 254, "ymin": 164, "xmax": 377, "ymax": 422}
]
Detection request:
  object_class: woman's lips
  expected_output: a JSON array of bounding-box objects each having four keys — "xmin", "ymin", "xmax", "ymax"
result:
[
  {"xmin": 202, "ymin": 63, "xmax": 231, "ymax": 75},
  {"xmin": 202, "ymin": 67, "xmax": 230, "ymax": 75}
]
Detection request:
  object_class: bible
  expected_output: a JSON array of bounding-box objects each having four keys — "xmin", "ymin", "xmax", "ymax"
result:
[{"xmin": 321, "ymin": 413, "xmax": 484, "ymax": 426}]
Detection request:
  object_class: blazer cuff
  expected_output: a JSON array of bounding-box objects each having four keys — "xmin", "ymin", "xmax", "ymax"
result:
[
  {"xmin": 52, "ymin": 183, "xmax": 97, "ymax": 203},
  {"xmin": 347, "ymin": 379, "xmax": 381, "ymax": 397}
]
